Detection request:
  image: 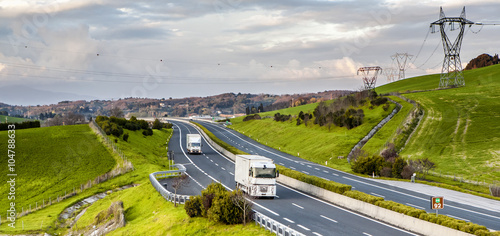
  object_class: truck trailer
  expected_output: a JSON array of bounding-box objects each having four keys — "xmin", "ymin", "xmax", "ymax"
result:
[
  {"xmin": 186, "ymin": 134, "xmax": 202, "ymax": 154},
  {"xmin": 235, "ymin": 155, "xmax": 278, "ymax": 198}
]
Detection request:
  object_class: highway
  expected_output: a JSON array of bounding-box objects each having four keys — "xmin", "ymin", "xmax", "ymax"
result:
[
  {"xmin": 168, "ymin": 119, "xmax": 418, "ymax": 236},
  {"xmin": 194, "ymin": 119, "xmax": 500, "ymax": 231}
]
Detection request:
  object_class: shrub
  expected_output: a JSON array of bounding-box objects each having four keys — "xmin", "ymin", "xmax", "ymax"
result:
[
  {"xmin": 370, "ymin": 97, "xmax": 388, "ymax": 106},
  {"xmin": 123, "ymin": 133, "xmax": 129, "ymax": 142},
  {"xmin": 142, "ymin": 128, "xmax": 153, "ymax": 136},
  {"xmin": 380, "ymin": 166, "xmax": 392, "ymax": 177},
  {"xmin": 184, "ymin": 195, "xmax": 203, "ymax": 217},
  {"xmin": 351, "ymin": 155, "xmax": 385, "ymax": 176},
  {"xmin": 401, "ymin": 165, "xmax": 414, "ymax": 179},
  {"xmin": 243, "ymin": 114, "xmax": 261, "ymax": 121}
]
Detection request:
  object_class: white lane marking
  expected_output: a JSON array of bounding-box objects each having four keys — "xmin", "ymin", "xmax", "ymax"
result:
[
  {"xmin": 292, "ymin": 203, "xmax": 304, "ymax": 209},
  {"xmin": 323, "ymin": 170, "xmax": 329, "ymax": 173},
  {"xmin": 315, "ymin": 168, "xmax": 320, "ymax": 170},
  {"xmin": 215, "ymin": 163, "xmax": 219, "ymax": 166},
  {"xmin": 406, "ymin": 203, "xmax": 425, "ymax": 210},
  {"xmin": 313, "ymin": 232, "xmax": 323, "ymax": 236},
  {"xmin": 172, "ymin": 122, "xmax": 279, "ymax": 217},
  {"xmin": 343, "ymin": 176, "xmax": 500, "ymax": 221},
  {"xmin": 302, "ymin": 171, "xmax": 310, "ymax": 175},
  {"xmin": 185, "ymin": 173, "xmax": 204, "ymax": 189},
  {"xmin": 320, "ymin": 215, "xmax": 337, "ymax": 223},
  {"xmin": 343, "ymin": 176, "xmax": 427, "ymax": 201},
  {"xmin": 332, "ymin": 173, "xmax": 339, "ymax": 176},
  {"xmin": 221, "ymin": 167, "xmax": 225, "ymax": 170},
  {"xmin": 290, "ymin": 166, "xmax": 296, "ymax": 170},
  {"xmin": 297, "ymin": 224, "xmax": 310, "ymax": 231},
  {"xmin": 363, "ymin": 233, "xmax": 373, "ymax": 236},
  {"xmin": 210, "ymin": 159, "xmax": 213, "ymax": 162},
  {"xmin": 279, "ymin": 162, "xmax": 285, "ymax": 165},
  {"xmin": 370, "ymin": 192, "xmax": 385, "ymax": 198},
  {"xmin": 307, "ymin": 165, "xmax": 312, "ymax": 168},
  {"xmin": 283, "ymin": 217, "xmax": 295, "ymax": 224},
  {"xmin": 447, "ymin": 215, "xmax": 470, "ymax": 222},
  {"xmin": 276, "ymin": 183, "xmax": 418, "ymax": 236},
  {"xmin": 229, "ymin": 172, "xmax": 234, "ymax": 176}
]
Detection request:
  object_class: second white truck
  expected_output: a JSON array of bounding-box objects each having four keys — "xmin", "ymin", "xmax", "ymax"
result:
[
  {"xmin": 235, "ymin": 155, "xmax": 278, "ymax": 198},
  {"xmin": 186, "ymin": 134, "xmax": 202, "ymax": 154}
]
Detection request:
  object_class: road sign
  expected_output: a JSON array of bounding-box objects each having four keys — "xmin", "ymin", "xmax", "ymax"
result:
[{"xmin": 431, "ymin": 196, "xmax": 444, "ymax": 210}]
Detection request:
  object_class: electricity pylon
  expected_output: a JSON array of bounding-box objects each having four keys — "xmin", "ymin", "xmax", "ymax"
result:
[
  {"xmin": 431, "ymin": 6, "xmax": 474, "ymax": 88},
  {"xmin": 391, "ymin": 53, "xmax": 413, "ymax": 80},
  {"xmin": 384, "ymin": 67, "xmax": 397, "ymax": 82},
  {"xmin": 357, "ymin": 66, "xmax": 382, "ymax": 90}
]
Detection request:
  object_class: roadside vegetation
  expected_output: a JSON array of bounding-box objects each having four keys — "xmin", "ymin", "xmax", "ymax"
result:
[{"xmin": 1, "ymin": 118, "xmax": 270, "ymax": 235}]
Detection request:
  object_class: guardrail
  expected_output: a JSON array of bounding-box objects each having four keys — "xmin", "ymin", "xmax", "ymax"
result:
[
  {"xmin": 253, "ymin": 211, "xmax": 305, "ymax": 236},
  {"xmin": 149, "ymin": 164, "xmax": 191, "ymax": 204}
]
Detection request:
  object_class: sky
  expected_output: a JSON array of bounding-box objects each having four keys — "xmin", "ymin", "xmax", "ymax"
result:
[{"xmin": 0, "ymin": 0, "xmax": 499, "ymax": 106}]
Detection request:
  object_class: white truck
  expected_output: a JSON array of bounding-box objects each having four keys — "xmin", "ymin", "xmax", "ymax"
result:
[
  {"xmin": 186, "ymin": 134, "xmax": 202, "ymax": 154},
  {"xmin": 235, "ymin": 155, "xmax": 278, "ymax": 198}
]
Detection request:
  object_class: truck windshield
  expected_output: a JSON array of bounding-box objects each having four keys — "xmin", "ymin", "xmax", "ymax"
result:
[
  {"xmin": 191, "ymin": 143, "xmax": 201, "ymax": 147},
  {"xmin": 252, "ymin": 168, "xmax": 276, "ymax": 178}
]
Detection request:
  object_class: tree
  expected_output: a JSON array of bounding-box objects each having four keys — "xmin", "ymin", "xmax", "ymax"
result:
[
  {"xmin": 110, "ymin": 107, "xmax": 124, "ymax": 118},
  {"xmin": 231, "ymin": 189, "xmax": 253, "ymax": 225},
  {"xmin": 258, "ymin": 103, "xmax": 264, "ymax": 113},
  {"xmin": 122, "ymin": 133, "xmax": 129, "ymax": 142},
  {"xmin": 245, "ymin": 106, "xmax": 250, "ymax": 115},
  {"xmin": 152, "ymin": 119, "xmax": 162, "ymax": 130},
  {"xmin": 172, "ymin": 173, "xmax": 190, "ymax": 207}
]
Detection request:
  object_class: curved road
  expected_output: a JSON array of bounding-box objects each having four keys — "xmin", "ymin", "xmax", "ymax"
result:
[
  {"xmin": 168, "ymin": 119, "xmax": 418, "ymax": 236},
  {"xmin": 194, "ymin": 119, "xmax": 500, "ymax": 232}
]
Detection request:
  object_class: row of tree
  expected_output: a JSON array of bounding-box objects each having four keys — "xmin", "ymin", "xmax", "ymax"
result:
[{"xmin": 0, "ymin": 121, "xmax": 41, "ymax": 131}]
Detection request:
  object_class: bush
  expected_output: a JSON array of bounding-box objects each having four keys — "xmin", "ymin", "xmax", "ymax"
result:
[
  {"xmin": 243, "ymin": 114, "xmax": 261, "ymax": 121},
  {"xmin": 142, "ymin": 128, "xmax": 153, "ymax": 136},
  {"xmin": 351, "ymin": 155, "xmax": 384, "ymax": 176},
  {"xmin": 370, "ymin": 97, "xmax": 388, "ymax": 106},
  {"xmin": 123, "ymin": 133, "xmax": 129, "ymax": 142},
  {"xmin": 401, "ymin": 165, "xmax": 414, "ymax": 179},
  {"xmin": 0, "ymin": 120, "xmax": 41, "ymax": 130},
  {"xmin": 184, "ymin": 195, "xmax": 203, "ymax": 217},
  {"xmin": 273, "ymin": 113, "xmax": 291, "ymax": 122},
  {"xmin": 380, "ymin": 166, "xmax": 392, "ymax": 177}
]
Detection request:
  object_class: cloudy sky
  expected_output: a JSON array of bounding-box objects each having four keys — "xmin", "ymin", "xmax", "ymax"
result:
[{"xmin": 0, "ymin": 0, "xmax": 499, "ymax": 105}]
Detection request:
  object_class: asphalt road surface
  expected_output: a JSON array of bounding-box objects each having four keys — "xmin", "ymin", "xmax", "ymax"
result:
[
  {"xmin": 167, "ymin": 119, "xmax": 419, "ymax": 236},
  {"xmin": 194, "ymin": 119, "xmax": 500, "ymax": 232}
]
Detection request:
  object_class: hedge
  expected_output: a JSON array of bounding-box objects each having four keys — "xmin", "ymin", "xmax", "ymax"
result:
[
  {"xmin": 277, "ymin": 165, "xmax": 351, "ymax": 194},
  {"xmin": 343, "ymin": 190, "xmax": 383, "ymax": 204}
]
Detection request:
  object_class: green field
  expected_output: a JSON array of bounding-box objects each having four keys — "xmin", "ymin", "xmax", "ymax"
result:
[
  {"xmin": 0, "ymin": 125, "xmax": 116, "ymax": 215},
  {"xmin": 0, "ymin": 115, "xmax": 29, "ymax": 123},
  {"xmin": 230, "ymin": 101, "xmax": 395, "ymax": 172},
  {"xmin": 376, "ymin": 64, "xmax": 500, "ymax": 183}
]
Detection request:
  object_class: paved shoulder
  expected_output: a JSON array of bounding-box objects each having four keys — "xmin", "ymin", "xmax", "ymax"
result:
[{"xmin": 373, "ymin": 179, "xmax": 500, "ymax": 212}]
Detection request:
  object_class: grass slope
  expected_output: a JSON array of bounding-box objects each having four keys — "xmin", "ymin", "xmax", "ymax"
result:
[
  {"xmin": 0, "ymin": 115, "xmax": 29, "ymax": 123},
  {"xmin": 376, "ymin": 65, "xmax": 500, "ymax": 183},
  {"xmin": 230, "ymin": 102, "xmax": 395, "ymax": 172},
  {"xmin": 0, "ymin": 125, "xmax": 116, "ymax": 214}
]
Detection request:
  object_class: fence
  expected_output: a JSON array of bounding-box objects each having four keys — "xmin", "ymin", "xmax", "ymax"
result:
[
  {"xmin": 149, "ymin": 164, "xmax": 191, "ymax": 204},
  {"xmin": 253, "ymin": 211, "xmax": 305, "ymax": 236}
]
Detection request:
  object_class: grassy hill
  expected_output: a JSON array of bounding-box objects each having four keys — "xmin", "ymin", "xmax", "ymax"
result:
[
  {"xmin": 0, "ymin": 125, "xmax": 116, "ymax": 214},
  {"xmin": 376, "ymin": 64, "xmax": 500, "ymax": 183},
  {"xmin": 230, "ymin": 100, "xmax": 396, "ymax": 172}
]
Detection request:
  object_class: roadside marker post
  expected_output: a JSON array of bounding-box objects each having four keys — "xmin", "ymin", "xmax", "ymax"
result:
[{"xmin": 431, "ymin": 196, "xmax": 444, "ymax": 216}]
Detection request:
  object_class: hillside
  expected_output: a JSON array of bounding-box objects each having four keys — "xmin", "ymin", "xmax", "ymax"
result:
[
  {"xmin": 229, "ymin": 95, "xmax": 396, "ymax": 172},
  {"xmin": 376, "ymin": 64, "xmax": 500, "ymax": 183},
  {"xmin": 0, "ymin": 125, "xmax": 116, "ymax": 214},
  {"xmin": 0, "ymin": 115, "xmax": 29, "ymax": 123}
]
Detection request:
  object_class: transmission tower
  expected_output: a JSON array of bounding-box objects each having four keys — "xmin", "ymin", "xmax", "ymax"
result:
[
  {"xmin": 391, "ymin": 53, "xmax": 413, "ymax": 80},
  {"xmin": 357, "ymin": 66, "xmax": 382, "ymax": 90},
  {"xmin": 430, "ymin": 7, "xmax": 474, "ymax": 88},
  {"xmin": 384, "ymin": 67, "xmax": 397, "ymax": 82}
]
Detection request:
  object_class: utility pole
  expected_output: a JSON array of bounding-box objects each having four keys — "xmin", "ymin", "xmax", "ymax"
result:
[
  {"xmin": 357, "ymin": 67, "xmax": 383, "ymax": 90},
  {"xmin": 430, "ymin": 7, "xmax": 474, "ymax": 88},
  {"xmin": 391, "ymin": 53, "xmax": 413, "ymax": 81}
]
